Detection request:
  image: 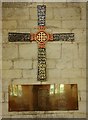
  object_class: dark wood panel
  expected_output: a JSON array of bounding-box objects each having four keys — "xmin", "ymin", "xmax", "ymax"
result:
[{"xmin": 8, "ymin": 84, "xmax": 78, "ymax": 111}]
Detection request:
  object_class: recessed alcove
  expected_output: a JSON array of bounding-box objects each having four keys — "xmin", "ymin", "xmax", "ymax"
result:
[{"xmin": 8, "ymin": 84, "xmax": 78, "ymax": 111}]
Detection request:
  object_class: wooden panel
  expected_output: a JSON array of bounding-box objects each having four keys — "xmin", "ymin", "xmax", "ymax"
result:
[{"xmin": 8, "ymin": 84, "xmax": 78, "ymax": 111}]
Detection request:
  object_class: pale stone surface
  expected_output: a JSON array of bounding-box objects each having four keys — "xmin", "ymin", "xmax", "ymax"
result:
[
  {"xmin": 2, "ymin": 8, "xmax": 30, "ymax": 20},
  {"xmin": 30, "ymin": 7, "xmax": 37, "ymax": 20},
  {"xmin": 62, "ymin": 20, "xmax": 86, "ymax": 29},
  {"xmin": 79, "ymin": 101, "xmax": 86, "ymax": 113},
  {"xmin": 32, "ymin": 60, "xmax": 38, "ymax": 69},
  {"xmin": 14, "ymin": 59, "xmax": 32, "ymax": 69},
  {"xmin": 19, "ymin": 43, "xmax": 37, "ymax": 59},
  {"xmin": 23, "ymin": 69, "xmax": 37, "ymax": 79},
  {"xmin": 62, "ymin": 43, "xmax": 79, "ymax": 61},
  {"xmin": 80, "ymin": 91, "xmax": 86, "ymax": 101},
  {"xmin": 72, "ymin": 29, "xmax": 86, "ymax": 43},
  {"xmin": 47, "ymin": 68, "xmax": 61, "ymax": 79},
  {"xmin": 73, "ymin": 112, "xmax": 86, "ymax": 118},
  {"xmin": 46, "ymin": 20, "xmax": 62, "ymax": 29},
  {"xmin": 12, "ymin": 78, "xmax": 36, "ymax": 84},
  {"xmin": 2, "ymin": 60, "xmax": 13, "ymax": 69},
  {"xmin": 79, "ymin": 43, "xmax": 86, "ymax": 59},
  {"xmin": 81, "ymin": 69, "xmax": 86, "ymax": 78},
  {"xmin": 61, "ymin": 68, "xmax": 81, "ymax": 79},
  {"xmin": 47, "ymin": 59, "xmax": 56, "ymax": 69},
  {"xmin": 56, "ymin": 58, "xmax": 73, "ymax": 69},
  {"xmin": 54, "ymin": 7, "xmax": 81, "ymax": 20},
  {"xmin": 17, "ymin": 20, "xmax": 37, "ymax": 29},
  {"xmin": 46, "ymin": 42, "xmax": 61, "ymax": 59},
  {"xmin": 2, "ymin": 20, "xmax": 17, "ymax": 29},
  {"xmin": 2, "ymin": 70, "xmax": 22, "ymax": 79},
  {"xmin": 2, "ymin": 44, "xmax": 18, "ymax": 60},
  {"xmin": 0, "ymin": 44, "xmax": 2, "ymax": 60},
  {"xmin": 2, "ymin": 103, "xmax": 8, "ymax": 116}
]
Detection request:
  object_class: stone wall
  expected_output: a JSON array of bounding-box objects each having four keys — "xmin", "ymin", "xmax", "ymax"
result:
[
  {"xmin": 2, "ymin": 2, "xmax": 86, "ymax": 118},
  {"xmin": 0, "ymin": 1, "xmax": 2, "ymax": 120}
]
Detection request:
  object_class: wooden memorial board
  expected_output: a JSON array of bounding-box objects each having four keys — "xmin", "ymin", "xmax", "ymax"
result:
[{"xmin": 8, "ymin": 84, "xmax": 78, "ymax": 111}]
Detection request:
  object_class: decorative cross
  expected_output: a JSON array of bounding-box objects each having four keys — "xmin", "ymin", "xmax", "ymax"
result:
[{"xmin": 8, "ymin": 5, "xmax": 74, "ymax": 82}]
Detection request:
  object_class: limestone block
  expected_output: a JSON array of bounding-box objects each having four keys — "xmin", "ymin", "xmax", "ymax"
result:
[
  {"xmin": 33, "ymin": 60, "xmax": 38, "ymax": 69},
  {"xmin": 61, "ymin": 69, "xmax": 81, "ymax": 79},
  {"xmin": 79, "ymin": 43, "xmax": 86, "ymax": 59},
  {"xmin": 47, "ymin": 59, "xmax": 56, "ymax": 69},
  {"xmin": 17, "ymin": 20, "xmax": 37, "ymax": 29},
  {"xmin": 0, "ymin": 60, "xmax": 2, "ymax": 70},
  {"xmin": 81, "ymin": 69, "xmax": 86, "ymax": 78},
  {"xmin": 2, "ymin": 103, "xmax": 8, "ymax": 116},
  {"xmin": 2, "ymin": 44, "xmax": 18, "ymax": 60},
  {"xmin": 81, "ymin": 7, "xmax": 86, "ymax": 20},
  {"xmin": 51, "ymin": 28, "xmax": 71, "ymax": 33},
  {"xmin": 2, "ymin": 8, "xmax": 29, "ymax": 20},
  {"xmin": 80, "ymin": 91, "xmax": 86, "ymax": 102},
  {"xmin": 47, "ymin": 68, "xmax": 61, "ymax": 79},
  {"xmin": 2, "ymin": 29, "xmax": 8, "ymax": 43},
  {"xmin": 2, "ymin": 2, "xmax": 34, "ymax": 8},
  {"xmin": 56, "ymin": 58, "xmax": 73, "ymax": 69},
  {"xmin": 46, "ymin": 8, "xmax": 54, "ymax": 20},
  {"xmin": 73, "ymin": 112, "xmax": 86, "ymax": 118},
  {"xmin": 0, "ymin": 44, "xmax": 2, "ymax": 60},
  {"xmin": 30, "ymin": 8, "xmax": 37, "ymax": 20},
  {"xmin": 54, "ymin": 7, "xmax": 81, "ymax": 20},
  {"xmin": 73, "ymin": 58, "xmax": 86, "ymax": 69},
  {"xmin": 72, "ymin": 29, "xmax": 86, "ymax": 43},
  {"xmin": 0, "ymin": 104, "xmax": 1, "ymax": 116},
  {"xmin": 45, "ymin": 2, "xmax": 67, "ymax": 8},
  {"xmin": 62, "ymin": 43, "xmax": 78, "ymax": 61},
  {"xmin": 46, "ymin": 42, "xmax": 61, "ymax": 59},
  {"xmin": 2, "ymin": 70, "xmax": 22, "ymax": 79},
  {"xmin": 46, "ymin": 20, "xmax": 61, "ymax": 29},
  {"xmin": 62, "ymin": 20, "xmax": 86, "ymax": 29},
  {"xmin": 48, "ymin": 78, "xmax": 70, "ymax": 84},
  {"xmin": 14, "ymin": 60, "xmax": 32, "ymax": 69},
  {"xmin": 0, "ymin": 92, "xmax": 2, "ymax": 102},
  {"xmin": 2, "ymin": 79, "xmax": 11, "ymax": 92},
  {"xmin": 2, "ymin": 60, "xmax": 13, "ymax": 69},
  {"xmin": 12, "ymin": 78, "xmax": 36, "ymax": 84},
  {"xmin": 19, "ymin": 43, "xmax": 37, "ymax": 59},
  {"xmin": 5, "ymin": 92, "xmax": 8, "ymax": 102},
  {"xmin": 1, "ymin": 92, "xmax": 5, "ymax": 103},
  {"xmin": 2, "ymin": 20, "xmax": 17, "ymax": 29},
  {"xmin": 79, "ymin": 101, "xmax": 86, "ymax": 113},
  {"xmin": 0, "ymin": 84, "xmax": 2, "ymax": 92},
  {"xmin": 23, "ymin": 69, "xmax": 37, "ymax": 79}
]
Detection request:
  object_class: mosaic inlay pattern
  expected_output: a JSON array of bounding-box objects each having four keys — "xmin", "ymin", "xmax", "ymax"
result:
[
  {"xmin": 37, "ymin": 5, "xmax": 46, "ymax": 26},
  {"xmin": 38, "ymin": 48, "xmax": 46, "ymax": 81},
  {"xmin": 8, "ymin": 33, "xmax": 31, "ymax": 42},
  {"xmin": 8, "ymin": 5, "xmax": 75, "ymax": 82},
  {"xmin": 53, "ymin": 33, "xmax": 74, "ymax": 42}
]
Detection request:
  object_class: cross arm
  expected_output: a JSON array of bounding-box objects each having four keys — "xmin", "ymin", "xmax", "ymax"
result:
[
  {"xmin": 8, "ymin": 32, "xmax": 31, "ymax": 42},
  {"xmin": 37, "ymin": 5, "xmax": 46, "ymax": 27},
  {"xmin": 52, "ymin": 33, "xmax": 74, "ymax": 42}
]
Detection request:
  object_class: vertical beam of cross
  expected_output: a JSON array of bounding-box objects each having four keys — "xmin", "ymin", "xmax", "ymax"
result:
[{"xmin": 8, "ymin": 5, "xmax": 74, "ymax": 82}]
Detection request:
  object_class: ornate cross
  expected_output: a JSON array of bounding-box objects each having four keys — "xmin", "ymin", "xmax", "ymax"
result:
[{"xmin": 8, "ymin": 5, "xmax": 74, "ymax": 82}]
